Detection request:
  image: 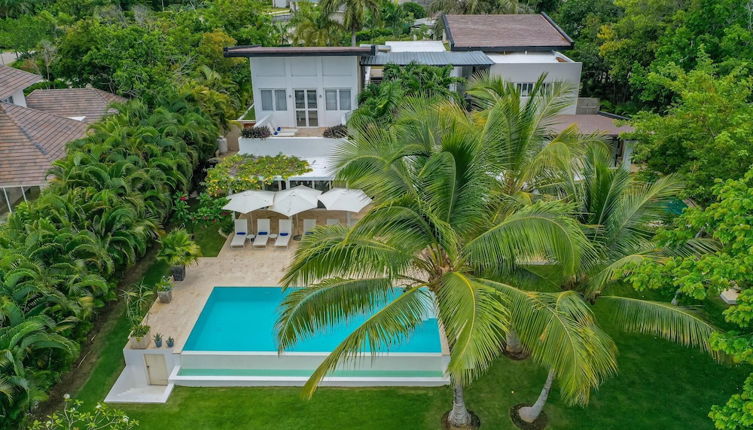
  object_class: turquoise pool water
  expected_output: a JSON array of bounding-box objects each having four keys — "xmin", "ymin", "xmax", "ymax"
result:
[{"xmin": 183, "ymin": 287, "xmax": 442, "ymax": 353}]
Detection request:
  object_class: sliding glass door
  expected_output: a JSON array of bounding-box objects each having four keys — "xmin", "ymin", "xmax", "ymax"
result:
[{"xmin": 294, "ymin": 89, "xmax": 318, "ymax": 127}]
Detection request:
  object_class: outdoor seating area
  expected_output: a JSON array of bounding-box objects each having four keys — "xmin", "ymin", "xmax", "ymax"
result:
[{"xmin": 222, "ymin": 186, "xmax": 371, "ymax": 249}]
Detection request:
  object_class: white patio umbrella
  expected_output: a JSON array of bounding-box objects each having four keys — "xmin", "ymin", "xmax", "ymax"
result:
[
  {"xmin": 268, "ymin": 185, "xmax": 322, "ymax": 217},
  {"xmin": 268, "ymin": 185, "xmax": 322, "ymax": 236},
  {"xmin": 318, "ymin": 188, "xmax": 372, "ymax": 213},
  {"xmin": 222, "ymin": 190, "xmax": 276, "ymax": 214}
]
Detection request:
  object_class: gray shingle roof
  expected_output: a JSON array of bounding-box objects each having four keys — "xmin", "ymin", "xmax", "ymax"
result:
[
  {"xmin": 26, "ymin": 88, "xmax": 126, "ymax": 123},
  {"xmin": 0, "ymin": 103, "xmax": 88, "ymax": 186},
  {"xmin": 361, "ymin": 51, "xmax": 493, "ymax": 66},
  {"xmin": 444, "ymin": 14, "xmax": 573, "ymax": 52},
  {"xmin": 0, "ymin": 65, "xmax": 42, "ymax": 99}
]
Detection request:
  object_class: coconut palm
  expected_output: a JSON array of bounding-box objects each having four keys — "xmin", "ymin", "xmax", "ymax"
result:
[
  {"xmin": 320, "ymin": 0, "xmax": 380, "ymax": 46},
  {"xmin": 277, "ymin": 100, "xmax": 617, "ymax": 427},
  {"xmin": 429, "ymin": 0, "xmax": 531, "ymax": 15},
  {"xmin": 290, "ymin": 2, "xmax": 345, "ymax": 47}
]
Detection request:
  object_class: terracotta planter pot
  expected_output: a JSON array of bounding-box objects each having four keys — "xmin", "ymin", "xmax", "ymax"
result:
[
  {"xmin": 158, "ymin": 290, "xmax": 173, "ymax": 303},
  {"xmin": 171, "ymin": 265, "xmax": 186, "ymax": 281}
]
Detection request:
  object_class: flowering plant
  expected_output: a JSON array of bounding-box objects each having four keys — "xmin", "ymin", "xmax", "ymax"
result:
[
  {"xmin": 30, "ymin": 397, "xmax": 137, "ymax": 429},
  {"xmin": 204, "ymin": 154, "xmax": 310, "ymax": 196}
]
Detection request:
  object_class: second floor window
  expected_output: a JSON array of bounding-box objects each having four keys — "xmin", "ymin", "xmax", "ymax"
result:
[
  {"xmin": 260, "ymin": 89, "xmax": 287, "ymax": 111},
  {"xmin": 325, "ymin": 89, "xmax": 352, "ymax": 111},
  {"xmin": 516, "ymin": 82, "xmax": 552, "ymax": 97}
]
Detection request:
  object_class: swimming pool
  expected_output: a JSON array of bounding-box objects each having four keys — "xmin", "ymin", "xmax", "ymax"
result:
[
  {"xmin": 184, "ymin": 287, "xmax": 442, "ymax": 353},
  {"xmin": 172, "ymin": 287, "xmax": 449, "ymax": 387}
]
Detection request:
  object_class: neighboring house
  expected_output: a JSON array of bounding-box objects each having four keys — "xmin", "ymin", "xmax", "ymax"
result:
[
  {"xmin": 0, "ymin": 64, "xmax": 42, "ymax": 107},
  {"xmin": 26, "ymin": 88, "xmax": 126, "ymax": 123},
  {"xmin": 0, "ymin": 103, "xmax": 89, "ymax": 214},
  {"xmin": 443, "ymin": 14, "xmax": 582, "ymax": 114},
  {"xmin": 0, "ymin": 65, "xmax": 124, "ymax": 216},
  {"xmin": 550, "ymin": 113, "xmax": 635, "ymax": 169}
]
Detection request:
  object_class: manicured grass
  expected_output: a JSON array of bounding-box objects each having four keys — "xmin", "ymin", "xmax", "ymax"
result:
[
  {"xmin": 241, "ymin": 105, "xmax": 255, "ymax": 121},
  {"xmin": 73, "ymin": 260, "xmax": 170, "ymax": 405},
  {"xmin": 88, "ymin": 300, "xmax": 748, "ymax": 429},
  {"xmin": 192, "ymin": 221, "xmax": 227, "ymax": 257}
]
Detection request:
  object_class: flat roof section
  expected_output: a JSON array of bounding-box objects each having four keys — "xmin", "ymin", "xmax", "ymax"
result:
[
  {"xmin": 224, "ymin": 46, "xmax": 376, "ymax": 58},
  {"xmin": 443, "ymin": 14, "xmax": 574, "ymax": 52},
  {"xmin": 487, "ymin": 52, "xmax": 573, "ymax": 64},
  {"xmin": 362, "ymin": 51, "xmax": 493, "ymax": 66},
  {"xmin": 385, "ymin": 41, "xmax": 447, "ymax": 52}
]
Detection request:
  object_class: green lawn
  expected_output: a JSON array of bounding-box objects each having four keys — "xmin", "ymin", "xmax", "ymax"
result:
[
  {"xmin": 73, "ymin": 287, "xmax": 749, "ymax": 429},
  {"xmin": 192, "ymin": 221, "xmax": 227, "ymax": 257}
]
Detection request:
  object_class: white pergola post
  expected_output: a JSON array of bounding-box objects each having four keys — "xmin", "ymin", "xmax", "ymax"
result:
[{"xmin": 2, "ymin": 187, "xmax": 11, "ymax": 213}]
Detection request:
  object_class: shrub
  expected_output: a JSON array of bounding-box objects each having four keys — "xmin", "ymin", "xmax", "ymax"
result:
[
  {"xmin": 30, "ymin": 398, "xmax": 137, "ymax": 430},
  {"xmin": 158, "ymin": 229, "xmax": 201, "ymax": 267},
  {"xmin": 401, "ymin": 2, "xmax": 425, "ymax": 19},
  {"xmin": 323, "ymin": 124, "xmax": 349, "ymax": 138},
  {"xmin": 241, "ymin": 126, "xmax": 271, "ymax": 138},
  {"xmin": 204, "ymin": 154, "xmax": 311, "ymax": 196}
]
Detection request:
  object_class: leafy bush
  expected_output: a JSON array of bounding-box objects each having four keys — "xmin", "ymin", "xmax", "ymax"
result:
[
  {"xmin": 241, "ymin": 126, "xmax": 271, "ymax": 139},
  {"xmin": 158, "ymin": 229, "xmax": 201, "ymax": 267},
  {"xmin": 204, "ymin": 154, "xmax": 311, "ymax": 196},
  {"xmin": 401, "ymin": 2, "xmax": 425, "ymax": 18},
  {"xmin": 323, "ymin": 124, "xmax": 349, "ymax": 138},
  {"xmin": 30, "ymin": 398, "xmax": 137, "ymax": 430}
]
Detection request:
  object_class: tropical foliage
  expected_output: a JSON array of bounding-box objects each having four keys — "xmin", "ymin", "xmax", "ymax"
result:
[
  {"xmin": 628, "ymin": 167, "xmax": 753, "ymax": 429},
  {"xmin": 289, "ymin": 2, "xmax": 344, "ymax": 47},
  {"xmin": 320, "ymin": 0, "xmax": 380, "ymax": 46},
  {"xmin": 158, "ymin": 229, "xmax": 201, "ymax": 268},
  {"xmin": 204, "ymin": 154, "xmax": 311, "ymax": 197},
  {"xmin": 351, "ymin": 63, "xmax": 464, "ymax": 125},
  {"xmin": 0, "ymin": 90, "xmax": 218, "ymax": 426}
]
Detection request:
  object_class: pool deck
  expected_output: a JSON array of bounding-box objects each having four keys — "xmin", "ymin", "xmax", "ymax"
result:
[{"xmin": 145, "ymin": 236, "xmax": 300, "ymax": 353}]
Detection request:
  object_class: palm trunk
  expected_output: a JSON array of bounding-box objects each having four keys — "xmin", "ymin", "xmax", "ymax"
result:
[
  {"xmin": 448, "ymin": 381, "xmax": 473, "ymax": 427},
  {"xmin": 518, "ymin": 370, "xmax": 555, "ymax": 423},
  {"xmin": 505, "ymin": 329, "xmax": 524, "ymax": 355},
  {"xmin": 351, "ymin": 31, "xmax": 357, "ymax": 47}
]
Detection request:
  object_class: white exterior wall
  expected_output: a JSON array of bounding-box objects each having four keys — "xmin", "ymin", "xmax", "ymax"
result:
[
  {"xmin": 10, "ymin": 89, "xmax": 26, "ymax": 107},
  {"xmin": 251, "ymin": 56, "xmax": 360, "ymax": 128},
  {"xmin": 489, "ymin": 60, "xmax": 582, "ymax": 114}
]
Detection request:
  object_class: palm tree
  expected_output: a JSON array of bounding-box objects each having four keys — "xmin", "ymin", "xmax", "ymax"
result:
[
  {"xmin": 277, "ymin": 100, "xmax": 615, "ymax": 427},
  {"xmin": 290, "ymin": 2, "xmax": 345, "ymax": 46},
  {"xmin": 320, "ymin": 0, "xmax": 380, "ymax": 46},
  {"xmin": 429, "ymin": 0, "xmax": 532, "ymax": 15}
]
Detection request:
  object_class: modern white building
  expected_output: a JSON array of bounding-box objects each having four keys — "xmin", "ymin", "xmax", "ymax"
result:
[{"xmin": 225, "ymin": 46, "xmax": 374, "ymax": 130}]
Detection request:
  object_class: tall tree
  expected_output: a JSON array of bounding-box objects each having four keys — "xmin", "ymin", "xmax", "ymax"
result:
[
  {"xmin": 320, "ymin": 0, "xmax": 380, "ymax": 46},
  {"xmin": 289, "ymin": 2, "xmax": 345, "ymax": 46},
  {"xmin": 278, "ymin": 98, "xmax": 616, "ymax": 428}
]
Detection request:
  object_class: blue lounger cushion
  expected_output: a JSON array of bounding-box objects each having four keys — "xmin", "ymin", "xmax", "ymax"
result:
[
  {"xmin": 280, "ymin": 232, "xmax": 289, "ymax": 236},
  {"xmin": 237, "ymin": 232, "xmax": 246, "ymax": 235},
  {"xmin": 258, "ymin": 232, "xmax": 268, "ymax": 235}
]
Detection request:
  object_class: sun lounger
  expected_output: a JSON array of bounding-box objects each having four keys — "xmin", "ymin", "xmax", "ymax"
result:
[
  {"xmin": 326, "ymin": 218, "xmax": 339, "ymax": 226},
  {"xmin": 275, "ymin": 219, "xmax": 292, "ymax": 247},
  {"xmin": 253, "ymin": 219, "xmax": 270, "ymax": 247},
  {"xmin": 231, "ymin": 219, "xmax": 249, "ymax": 248},
  {"xmin": 302, "ymin": 219, "xmax": 316, "ymax": 235}
]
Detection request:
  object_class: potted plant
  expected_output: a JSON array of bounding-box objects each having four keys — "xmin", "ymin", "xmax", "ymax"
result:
[
  {"xmin": 129, "ymin": 324, "xmax": 151, "ymax": 349},
  {"xmin": 153, "ymin": 333, "xmax": 163, "ymax": 348},
  {"xmin": 156, "ymin": 276, "xmax": 173, "ymax": 303},
  {"xmin": 166, "ymin": 336, "xmax": 175, "ymax": 348},
  {"xmin": 158, "ymin": 229, "xmax": 201, "ymax": 281}
]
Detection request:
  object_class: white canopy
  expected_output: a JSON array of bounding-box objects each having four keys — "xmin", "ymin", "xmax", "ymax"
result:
[
  {"xmin": 318, "ymin": 188, "xmax": 372, "ymax": 213},
  {"xmin": 268, "ymin": 185, "xmax": 322, "ymax": 217},
  {"xmin": 222, "ymin": 190, "xmax": 276, "ymax": 214}
]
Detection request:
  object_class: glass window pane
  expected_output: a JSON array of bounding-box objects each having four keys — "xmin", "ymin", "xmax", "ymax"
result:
[
  {"xmin": 307, "ymin": 90, "xmax": 317, "ymax": 108},
  {"xmin": 308, "ymin": 110, "xmax": 318, "ymax": 127},
  {"xmin": 260, "ymin": 90, "xmax": 273, "ymax": 111},
  {"xmin": 325, "ymin": 90, "xmax": 337, "ymax": 110},
  {"xmin": 295, "ymin": 90, "xmax": 305, "ymax": 109},
  {"xmin": 296, "ymin": 110, "xmax": 306, "ymax": 127},
  {"xmin": 339, "ymin": 89, "xmax": 351, "ymax": 111},
  {"xmin": 274, "ymin": 90, "xmax": 286, "ymax": 111}
]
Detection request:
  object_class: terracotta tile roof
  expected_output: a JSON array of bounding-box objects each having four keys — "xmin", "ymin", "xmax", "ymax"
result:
[
  {"xmin": 0, "ymin": 103, "xmax": 88, "ymax": 186},
  {"xmin": 0, "ymin": 65, "xmax": 42, "ymax": 99},
  {"xmin": 550, "ymin": 114, "xmax": 634, "ymax": 136},
  {"xmin": 443, "ymin": 14, "xmax": 573, "ymax": 51},
  {"xmin": 26, "ymin": 88, "xmax": 126, "ymax": 123}
]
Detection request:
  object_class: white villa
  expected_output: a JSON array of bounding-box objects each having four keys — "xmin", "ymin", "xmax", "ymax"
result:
[{"xmin": 222, "ymin": 13, "xmax": 634, "ymax": 189}]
